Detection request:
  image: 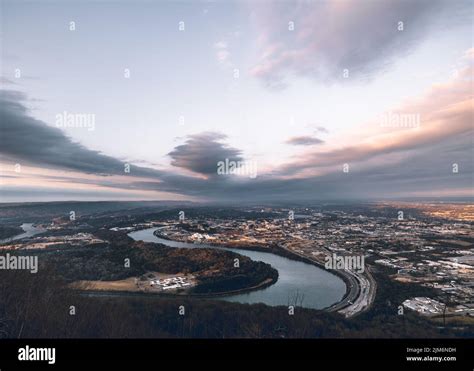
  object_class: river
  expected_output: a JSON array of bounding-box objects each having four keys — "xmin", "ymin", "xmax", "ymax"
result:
[
  {"xmin": 128, "ymin": 227, "xmax": 346, "ymax": 310},
  {"xmin": 0, "ymin": 223, "xmax": 45, "ymax": 244}
]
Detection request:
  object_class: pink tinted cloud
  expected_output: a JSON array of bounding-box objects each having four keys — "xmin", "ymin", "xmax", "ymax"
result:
[
  {"xmin": 249, "ymin": 0, "xmax": 466, "ymax": 86},
  {"xmin": 278, "ymin": 63, "xmax": 473, "ymax": 176}
]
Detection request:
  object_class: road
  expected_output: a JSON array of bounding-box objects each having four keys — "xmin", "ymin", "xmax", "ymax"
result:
[{"xmin": 279, "ymin": 243, "xmax": 376, "ymax": 317}]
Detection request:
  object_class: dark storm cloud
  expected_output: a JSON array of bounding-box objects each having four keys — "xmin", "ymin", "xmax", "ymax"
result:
[
  {"xmin": 0, "ymin": 89, "xmax": 165, "ymax": 178},
  {"xmin": 285, "ymin": 136, "xmax": 324, "ymax": 146},
  {"xmin": 1, "ymin": 89, "xmax": 471, "ymax": 202},
  {"xmin": 168, "ymin": 132, "xmax": 244, "ymax": 175}
]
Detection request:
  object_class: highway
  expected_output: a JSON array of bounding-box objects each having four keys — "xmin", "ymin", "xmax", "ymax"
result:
[
  {"xmin": 336, "ymin": 266, "xmax": 376, "ymax": 317},
  {"xmin": 279, "ymin": 244, "xmax": 376, "ymax": 317}
]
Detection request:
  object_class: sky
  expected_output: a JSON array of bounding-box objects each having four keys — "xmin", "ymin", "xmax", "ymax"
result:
[{"xmin": 0, "ymin": 0, "xmax": 473, "ymax": 203}]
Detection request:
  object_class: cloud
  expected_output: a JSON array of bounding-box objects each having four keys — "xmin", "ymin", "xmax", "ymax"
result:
[
  {"xmin": 1, "ymin": 67, "xmax": 472, "ymax": 203},
  {"xmin": 0, "ymin": 90, "xmax": 164, "ymax": 179},
  {"xmin": 277, "ymin": 63, "xmax": 474, "ymax": 177},
  {"xmin": 168, "ymin": 132, "xmax": 244, "ymax": 176},
  {"xmin": 315, "ymin": 126, "xmax": 328, "ymax": 134},
  {"xmin": 249, "ymin": 0, "xmax": 470, "ymax": 87},
  {"xmin": 0, "ymin": 90, "xmax": 250, "ymax": 199},
  {"xmin": 285, "ymin": 136, "xmax": 324, "ymax": 146}
]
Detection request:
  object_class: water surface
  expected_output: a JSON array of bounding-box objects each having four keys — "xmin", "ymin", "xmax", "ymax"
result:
[
  {"xmin": 129, "ymin": 227, "xmax": 346, "ymax": 309},
  {"xmin": 0, "ymin": 223, "xmax": 45, "ymax": 244}
]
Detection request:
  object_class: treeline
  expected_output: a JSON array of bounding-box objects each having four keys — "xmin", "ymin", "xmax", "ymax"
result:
[
  {"xmin": 0, "ymin": 225, "xmax": 23, "ymax": 240},
  {"xmin": 191, "ymin": 260, "xmax": 278, "ymax": 294},
  {"xmin": 0, "ymin": 268, "xmax": 467, "ymax": 338},
  {"xmin": 28, "ymin": 237, "xmax": 278, "ymax": 295}
]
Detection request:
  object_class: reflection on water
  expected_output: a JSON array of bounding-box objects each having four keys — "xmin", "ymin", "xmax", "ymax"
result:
[
  {"xmin": 0, "ymin": 223, "xmax": 45, "ymax": 244},
  {"xmin": 129, "ymin": 227, "xmax": 345, "ymax": 309}
]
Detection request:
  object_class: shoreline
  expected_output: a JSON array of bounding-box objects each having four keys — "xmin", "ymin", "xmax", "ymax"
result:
[
  {"xmin": 153, "ymin": 229, "xmax": 357, "ymax": 311},
  {"xmin": 74, "ymin": 276, "xmax": 278, "ymax": 300}
]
